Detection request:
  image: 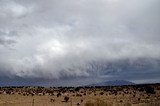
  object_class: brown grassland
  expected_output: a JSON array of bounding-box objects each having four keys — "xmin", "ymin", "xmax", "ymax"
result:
[{"xmin": 0, "ymin": 84, "xmax": 160, "ymax": 106}]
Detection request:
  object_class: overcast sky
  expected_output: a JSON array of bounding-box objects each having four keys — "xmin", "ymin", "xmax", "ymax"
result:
[{"xmin": 0, "ymin": 0, "xmax": 160, "ymax": 86}]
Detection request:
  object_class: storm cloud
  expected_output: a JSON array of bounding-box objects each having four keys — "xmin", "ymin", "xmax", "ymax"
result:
[{"xmin": 0, "ymin": 0, "xmax": 160, "ymax": 86}]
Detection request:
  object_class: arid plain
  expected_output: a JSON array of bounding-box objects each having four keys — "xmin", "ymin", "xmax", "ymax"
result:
[{"xmin": 0, "ymin": 84, "xmax": 160, "ymax": 106}]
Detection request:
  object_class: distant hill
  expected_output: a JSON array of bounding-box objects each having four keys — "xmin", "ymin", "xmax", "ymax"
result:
[{"xmin": 89, "ymin": 80, "xmax": 135, "ymax": 86}]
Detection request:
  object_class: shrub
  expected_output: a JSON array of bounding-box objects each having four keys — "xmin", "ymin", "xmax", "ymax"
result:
[
  {"xmin": 100, "ymin": 92, "xmax": 104, "ymax": 95},
  {"xmin": 57, "ymin": 92, "xmax": 61, "ymax": 97},
  {"xmin": 64, "ymin": 96, "xmax": 69, "ymax": 102},
  {"xmin": 75, "ymin": 87, "xmax": 80, "ymax": 92},
  {"xmin": 144, "ymin": 86, "xmax": 155, "ymax": 94}
]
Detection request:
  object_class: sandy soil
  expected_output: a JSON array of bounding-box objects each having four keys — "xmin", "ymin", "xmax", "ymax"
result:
[{"xmin": 0, "ymin": 84, "xmax": 160, "ymax": 106}]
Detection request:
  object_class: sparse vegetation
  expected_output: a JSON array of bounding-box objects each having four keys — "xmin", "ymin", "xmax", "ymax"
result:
[{"xmin": 0, "ymin": 84, "xmax": 159, "ymax": 106}]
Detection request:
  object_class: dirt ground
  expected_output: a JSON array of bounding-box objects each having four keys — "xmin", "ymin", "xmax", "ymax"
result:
[{"xmin": 0, "ymin": 84, "xmax": 160, "ymax": 106}]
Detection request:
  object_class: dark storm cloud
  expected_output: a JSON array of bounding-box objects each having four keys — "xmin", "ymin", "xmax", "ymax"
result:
[{"xmin": 0, "ymin": 0, "xmax": 160, "ymax": 85}]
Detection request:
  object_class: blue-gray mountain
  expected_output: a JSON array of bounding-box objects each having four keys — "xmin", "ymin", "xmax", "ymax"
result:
[{"xmin": 89, "ymin": 80, "xmax": 135, "ymax": 86}]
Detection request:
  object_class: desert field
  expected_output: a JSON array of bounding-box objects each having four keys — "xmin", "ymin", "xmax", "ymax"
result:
[{"xmin": 0, "ymin": 84, "xmax": 160, "ymax": 106}]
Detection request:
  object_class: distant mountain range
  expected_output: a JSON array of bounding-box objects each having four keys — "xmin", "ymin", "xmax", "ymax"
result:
[{"xmin": 89, "ymin": 80, "xmax": 135, "ymax": 86}]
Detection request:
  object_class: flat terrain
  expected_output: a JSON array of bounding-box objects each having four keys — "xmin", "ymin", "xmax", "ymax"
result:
[{"xmin": 0, "ymin": 84, "xmax": 160, "ymax": 106}]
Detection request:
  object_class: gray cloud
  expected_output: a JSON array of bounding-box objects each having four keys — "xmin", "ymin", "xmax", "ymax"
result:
[
  {"xmin": 0, "ymin": 0, "xmax": 160, "ymax": 86},
  {"xmin": 0, "ymin": 30, "xmax": 17, "ymax": 47}
]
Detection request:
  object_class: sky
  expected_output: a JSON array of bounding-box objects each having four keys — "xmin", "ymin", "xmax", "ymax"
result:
[{"xmin": 0, "ymin": 0, "xmax": 160, "ymax": 86}]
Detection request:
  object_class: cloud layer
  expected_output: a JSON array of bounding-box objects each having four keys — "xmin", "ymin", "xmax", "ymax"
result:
[{"xmin": 0, "ymin": 0, "xmax": 160, "ymax": 86}]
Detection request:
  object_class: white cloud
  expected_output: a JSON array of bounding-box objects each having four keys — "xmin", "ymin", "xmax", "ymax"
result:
[{"xmin": 0, "ymin": 0, "xmax": 160, "ymax": 84}]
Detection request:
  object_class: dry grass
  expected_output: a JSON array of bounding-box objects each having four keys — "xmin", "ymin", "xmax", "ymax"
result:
[
  {"xmin": 0, "ymin": 84, "xmax": 160, "ymax": 106},
  {"xmin": 85, "ymin": 100, "xmax": 112, "ymax": 106}
]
